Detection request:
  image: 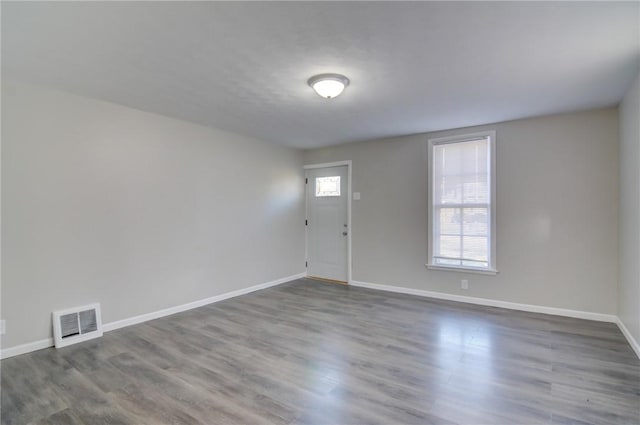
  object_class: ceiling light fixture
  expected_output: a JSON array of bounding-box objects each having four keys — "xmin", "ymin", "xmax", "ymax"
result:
[{"xmin": 308, "ymin": 73, "xmax": 349, "ymax": 99}]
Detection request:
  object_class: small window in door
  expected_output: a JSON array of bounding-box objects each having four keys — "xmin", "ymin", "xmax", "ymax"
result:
[{"xmin": 316, "ymin": 176, "xmax": 341, "ymax": 197}]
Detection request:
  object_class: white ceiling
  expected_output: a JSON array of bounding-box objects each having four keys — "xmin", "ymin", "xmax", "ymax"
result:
[{"xmin": 3, "ymin": 2, "xmax": 639, "ymax": 149}]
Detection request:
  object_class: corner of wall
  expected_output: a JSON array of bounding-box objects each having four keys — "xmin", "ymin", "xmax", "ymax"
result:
[{"xmin": 617, "ymin": 70, "xmax": 640, "ymax": 358}]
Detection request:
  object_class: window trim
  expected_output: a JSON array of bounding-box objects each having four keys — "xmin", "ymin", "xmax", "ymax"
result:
[{"xmin": 426, "ymin": 130, "xmax": 498, "ymax": 275}]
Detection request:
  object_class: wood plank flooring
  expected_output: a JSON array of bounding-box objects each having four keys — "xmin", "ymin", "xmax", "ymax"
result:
[{"xmin": 2, "ymin": 278, "xmax": 639, "ymax": 425}]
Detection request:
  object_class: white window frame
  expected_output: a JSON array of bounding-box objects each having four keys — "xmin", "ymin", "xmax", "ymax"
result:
[{"xmin": 426, "ymin": 130, "xmax": 498, "ymax": 275}]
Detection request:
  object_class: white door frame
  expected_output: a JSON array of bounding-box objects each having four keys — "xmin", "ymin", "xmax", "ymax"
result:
[{"xmin": 303, "ymin": 160, "xmax": 352, "ymax": 284}]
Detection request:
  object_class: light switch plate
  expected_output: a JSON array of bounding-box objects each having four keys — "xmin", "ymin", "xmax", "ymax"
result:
[{"xmin": 353, "ymin": 192, "xmax": 361, "ymax": 200}]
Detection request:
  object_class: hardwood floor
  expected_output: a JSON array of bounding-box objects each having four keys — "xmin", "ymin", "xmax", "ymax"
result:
[{"xmin": 2, "ymin": 278, "xmax": 639, "ymax": 425}]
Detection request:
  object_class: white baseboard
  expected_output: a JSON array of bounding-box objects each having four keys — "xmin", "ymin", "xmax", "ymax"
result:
[
  {"xmin": 349, "ymin": 280, "xmax": 617, "ymax": 323},
  {"xmin": 616, "ymin": 317, "xmax": 640, "ymax": 359},
  {"xmin": 0, "ymin": 337, "xmax": 55, "ymax": 360},
  {"xmin": 352, "ymin": 279, "xmax": 640, "ymax": 359},
  {"xmin": 103, "ymin": 272, "xmax": 306, "ymax": 332},
  {"xmin": 4, "ymin": 274, "xmax": 634, "ymax": 361},
  {"xmin": 0, "ymin": 272, "xmax": 306, "ymax": 360}
]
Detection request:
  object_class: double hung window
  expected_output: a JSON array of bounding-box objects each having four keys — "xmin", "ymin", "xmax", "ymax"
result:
[{"xmin": 427, "ymin": 131, "xmax": 497, "ymax": 274}]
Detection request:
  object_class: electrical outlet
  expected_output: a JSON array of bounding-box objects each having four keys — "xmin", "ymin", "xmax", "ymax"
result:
[
  {"xmin": 0, "ymin": 320, "xmax": 6, "ymax": 335},
  {"xmin": 461, "ymin": 280, "xmax": 469, "ymax": 290}
]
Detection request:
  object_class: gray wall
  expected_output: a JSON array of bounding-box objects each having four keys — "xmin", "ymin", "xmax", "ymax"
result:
[
  {"xmin": 619, "ymin": 71, "xmax": 640, "ymax": 345},
  {"xmin": 1, "ymin": 81, "xmax": 305, "ymax": 349},
  {"xmin": 304, "ymin": 109, "xmax": 619, "ymax": 314}
]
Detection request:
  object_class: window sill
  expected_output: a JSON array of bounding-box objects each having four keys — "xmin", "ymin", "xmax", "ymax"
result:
[{"xmin": 425, "ymin": 264, "xmax": 499, "ymax": 276}]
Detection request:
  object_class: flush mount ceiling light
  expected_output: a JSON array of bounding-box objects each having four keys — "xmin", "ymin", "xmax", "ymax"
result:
[{"xmin": 308, "ymin": 73, "xmax": 350, "ymax": 99}]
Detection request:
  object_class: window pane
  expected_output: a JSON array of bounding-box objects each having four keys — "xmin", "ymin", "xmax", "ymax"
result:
[
  {"xmin": 438, "ymin": 207, "xmax": 461, "ymax": 235},
  {"xmin": 315, "ymin": 176, "xmax": 340, "ymax": 197},
  {"xmin": 462, "ymin": 236, "xmax": 488, "ymax": 261},
  {"xmin": 434, "ymin": 138, "xmax": 489, "ymax": 205},
  {"xmin": 437, "ymin": 235, "xmax": 461, "ymax": 259},
  {"xmin": 462, "ymin": 207, "xmax": 488, "ymax": 237},
  {"xmin": 435, "ymin": 258, "xmax": 461, "ymax": 266},
  {"xmin": 462, "ymin": 259, "xmax": 489, "ymax": 268}
]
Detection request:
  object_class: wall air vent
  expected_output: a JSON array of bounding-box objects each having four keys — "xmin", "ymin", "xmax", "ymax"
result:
[{"xmin": 52, "ymin": 303, "xmax": 103, "ymax": 348}]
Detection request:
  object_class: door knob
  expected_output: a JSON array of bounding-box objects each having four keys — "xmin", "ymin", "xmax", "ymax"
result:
[{"xmin": 343, "ymin": 231, "xmax": 348, "ymax": 236}]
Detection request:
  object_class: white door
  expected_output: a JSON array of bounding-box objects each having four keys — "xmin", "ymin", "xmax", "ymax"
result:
[{"xmin": 306, "ymin": 165, "xmax": 348, "ymax": 282}]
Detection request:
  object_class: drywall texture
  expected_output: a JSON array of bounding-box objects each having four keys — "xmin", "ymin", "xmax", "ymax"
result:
[
  {"xmin": 619, "ymin": 71, "xmax": 640, "ymax": 345},
  {"xmin": 305, "ymin": 109, "xmax": 619, "ymax": 314},
  {"xmin": 2, "ymin": 81, "xmax": 305, "ymax": 349}
]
